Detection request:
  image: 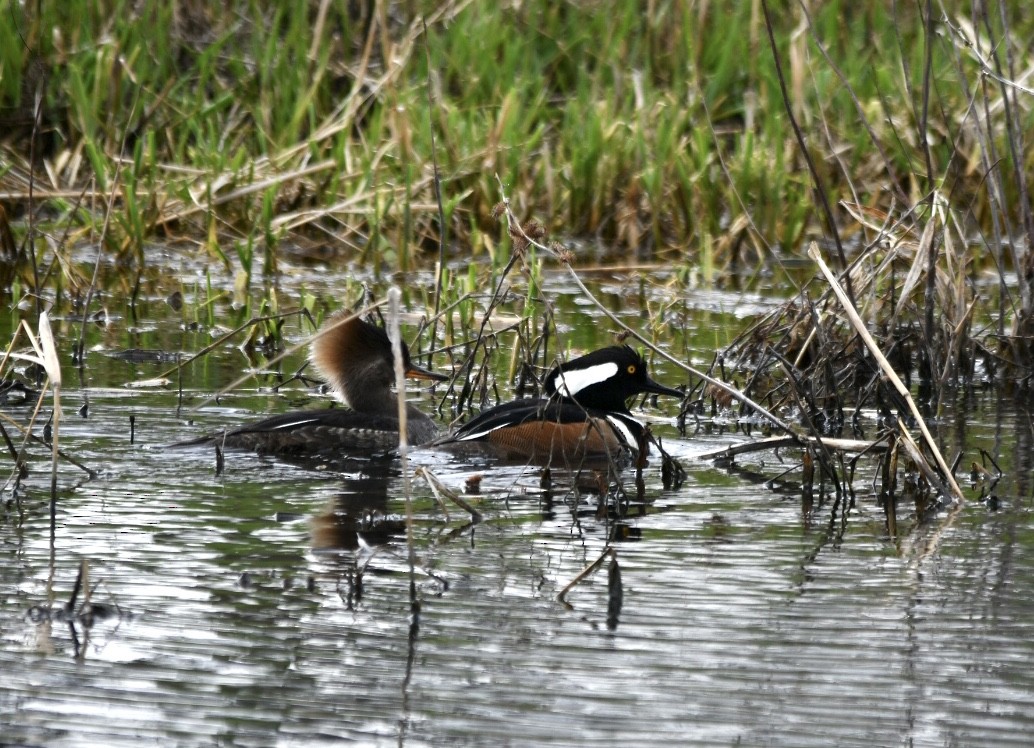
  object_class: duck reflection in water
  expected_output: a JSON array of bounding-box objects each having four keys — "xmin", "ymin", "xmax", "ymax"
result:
[
  {"xmin": 310, "ymin": 462, "xmax": 403, "ymax": 554},
  {"xmin": 309, "ymin": 460, "xmax": 457, "ymax": 606}
]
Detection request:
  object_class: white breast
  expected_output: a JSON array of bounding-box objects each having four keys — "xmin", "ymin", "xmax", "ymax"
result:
[{"xmin": 604, "ymin": 414, "xmax": 638, "ymax": 447}]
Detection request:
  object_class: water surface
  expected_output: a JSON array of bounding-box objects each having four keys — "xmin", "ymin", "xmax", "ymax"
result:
[{"xmin": 1, "ymin": 264, "xmax": 1032, "ymax": 746}]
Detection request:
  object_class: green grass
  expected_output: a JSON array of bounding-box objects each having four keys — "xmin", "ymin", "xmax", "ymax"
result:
[{"xmin": 1, "ymin": 0, "xmax": 1027, "ymax": 262}]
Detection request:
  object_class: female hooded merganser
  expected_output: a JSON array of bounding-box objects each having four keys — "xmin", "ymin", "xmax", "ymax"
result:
[
  {"xmin": 181, "ymin": 314, "xmax": 447, "ymax": 455},
  {"xmin": 439, "ymin": 345, "xmax": 682, "ymax": 464}
]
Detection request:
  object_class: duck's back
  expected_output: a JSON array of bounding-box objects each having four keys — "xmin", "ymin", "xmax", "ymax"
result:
[
  {"xmin": 442, "ymin": 398, "xmax": 641, "ymax": 464},
  {"xmin": 180, "ymin": 406, "xmax": 439, "ymax": 455}
]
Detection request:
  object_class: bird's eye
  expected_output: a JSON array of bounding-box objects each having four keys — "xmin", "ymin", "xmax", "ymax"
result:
[{"xmin": 627, "ymin": 364, "xmax": 636, "ymax": 374}]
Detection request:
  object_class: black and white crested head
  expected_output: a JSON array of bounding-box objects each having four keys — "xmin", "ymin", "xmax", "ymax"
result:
[{"xmin": 544, "ymin": 345, "xmax": 682, "ymax": 412}]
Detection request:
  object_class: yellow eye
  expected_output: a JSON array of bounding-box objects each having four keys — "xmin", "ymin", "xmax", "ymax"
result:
[{"xmin": 627, "ymin": 364, "xmax": 636, "ymax": 374}]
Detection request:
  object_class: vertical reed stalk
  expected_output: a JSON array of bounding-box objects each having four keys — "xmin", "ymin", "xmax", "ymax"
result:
[
  {"xmin": 424, "ymin": 19, "xmax": 448, "ymax": 364},
  {"xmin": 387, "ymin": 287, "xmax": 419, "ymax": 608}
]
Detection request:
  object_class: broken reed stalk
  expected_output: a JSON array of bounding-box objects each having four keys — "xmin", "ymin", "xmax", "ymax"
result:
[
  {"xmin": 0, "ymin": 411, "xmax": 96, "ymax": 481},
  {"xmin": 37, "ymin": 313, "xmax": 61, "ymax": 518},
  {"xmin": 27, "ymin": 81, "xmax": 42, "ymax": 318},
  {"xmin": 760, "ymin": 0, "xmax": 853, "ymax": 305},
  {"xmin": 807, "ymin": 243, "xmax": 964, "ymax": 501},
  {"xmin": 895, "ymin": 420, "xmax": 946, "ymax": 494},
  {"xmin": 8, "ymin": 315, "xmax": 66, "ymax": 523}
]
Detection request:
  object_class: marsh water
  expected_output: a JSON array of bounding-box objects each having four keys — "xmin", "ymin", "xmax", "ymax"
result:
[{"xmin": 2, "ymin": 256, "xmax": 1033, "ymax": 746}]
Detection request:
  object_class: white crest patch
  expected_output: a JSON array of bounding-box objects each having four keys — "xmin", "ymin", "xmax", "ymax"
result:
[
  {"xmin": 605, "ymin": 414, "xmax": 639, "ymax": 447},
  {"xmin": 551, "ymin": 362, "xmax": 619, "ymax": 398}
]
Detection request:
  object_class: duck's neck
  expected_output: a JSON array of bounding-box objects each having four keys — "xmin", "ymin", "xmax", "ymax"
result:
[
  {"xmin": 341, "ymin": 377, "xmax": 437, "ymax": 443},
  {"xmin": 405, "ymin": 402, "xmax": 439, "ymax": 444},
  {"xmin": 337, "ymin": 374, "xmax": 398, "ymax": 416}
]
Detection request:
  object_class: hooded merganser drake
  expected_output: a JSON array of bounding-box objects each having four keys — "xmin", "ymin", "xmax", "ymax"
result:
[
  {"xmin": 180, "ymin": 314, "xmax": 447, "ymax": 455},
  {"xmin": 438, "ymin": 345, "xmax": 682, "ymax": 464}
]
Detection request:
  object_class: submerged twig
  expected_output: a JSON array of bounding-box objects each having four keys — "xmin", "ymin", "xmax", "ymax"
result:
[
  {"xmin": 557, "ymin": 547, "xmax": 616, "ymax": 607},
  {"xmin": 4, "ymin": 315, "xmax": 82, "ymax": 498},
  {"xmin": 695, "ymin": 434, "xmax": 890, "ymax": 463},
  {"xmin": 416, "ymin": 467, "xmax": 483, "ymax": 521}
]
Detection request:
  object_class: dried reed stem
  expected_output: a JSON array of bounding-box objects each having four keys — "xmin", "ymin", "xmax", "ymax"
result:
[{"xmin": 808, "ymin": 243, "xmax": 963, "ymax": 500}]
